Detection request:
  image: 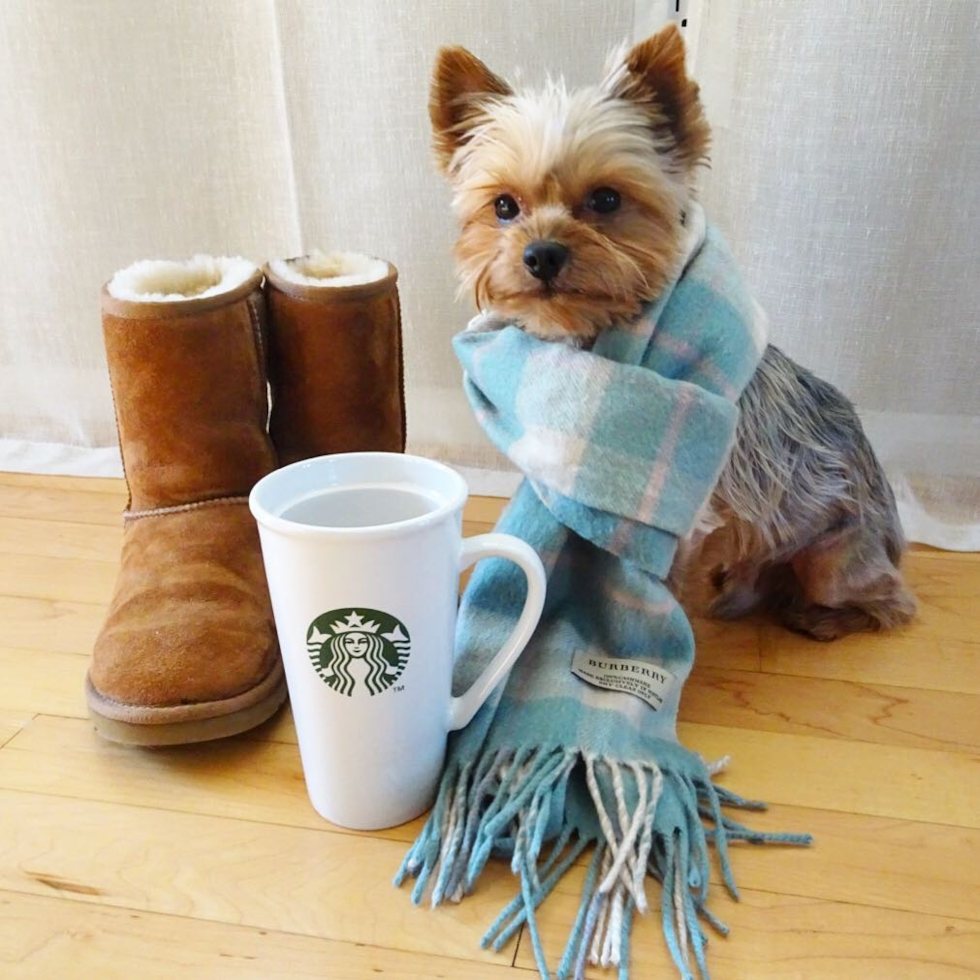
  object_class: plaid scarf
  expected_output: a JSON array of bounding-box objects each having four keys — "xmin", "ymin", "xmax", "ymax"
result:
[{"xmin": 396, "ymin": 206, "xmax": 811, "ymax": 979}]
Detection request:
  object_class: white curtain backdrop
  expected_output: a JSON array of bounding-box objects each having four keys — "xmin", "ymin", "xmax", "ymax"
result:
[
  {"xmin": 692, "ymin": 0, "xmax": 980, "ymax": 549},
  {"xmin": 0, "ymin": 1, "xmax": 976, "ymax": 548}
]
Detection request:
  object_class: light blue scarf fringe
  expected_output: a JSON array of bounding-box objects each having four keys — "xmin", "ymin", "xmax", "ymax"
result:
[{"xmin": 395, "ymin": 744, "xmax": 811, "ymax": 979}]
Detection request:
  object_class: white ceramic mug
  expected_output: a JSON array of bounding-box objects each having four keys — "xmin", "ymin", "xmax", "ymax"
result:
[{"xmin": 249, "ymin": 452, "xmax": 546, "ymax": 830}]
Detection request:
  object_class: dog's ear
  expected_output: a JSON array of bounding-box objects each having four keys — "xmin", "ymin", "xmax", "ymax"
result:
[
  {"xmin": 430, "ymin": 47, "xmax": 512, "ymax": 172},
  {"xmin": 609, "ymin": 25, "xmax": 709, "ymax": 172}
]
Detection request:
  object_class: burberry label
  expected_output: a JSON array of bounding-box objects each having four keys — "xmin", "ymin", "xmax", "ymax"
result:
[{"xmin": 571, "ymin": 653, "xmax": 678, "ymax": 711}]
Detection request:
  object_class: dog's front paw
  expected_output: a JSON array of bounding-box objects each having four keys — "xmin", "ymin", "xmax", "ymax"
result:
[{"xmin": 708, "ymin": 565, "xmax": 762, "ymax": 620}]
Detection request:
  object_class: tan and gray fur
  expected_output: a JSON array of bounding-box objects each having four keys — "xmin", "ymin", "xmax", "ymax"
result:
[{"xmin": 429, "ymin": 25, "xmax": 915, "ymax": 640}]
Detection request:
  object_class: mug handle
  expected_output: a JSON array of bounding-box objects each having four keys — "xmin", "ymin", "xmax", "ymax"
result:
[{"xmin": 446, "ymin": 533, "xmax": 547, "ymax": 732}]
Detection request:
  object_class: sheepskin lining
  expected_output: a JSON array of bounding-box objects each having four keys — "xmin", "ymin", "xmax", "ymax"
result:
[
  {"xmin": 108, "ymin": 255, "xmax": 257, "ymax": 302},
  {"xmin": 269, "ymin": 250, "xmax": 388, "ymax": 288}
]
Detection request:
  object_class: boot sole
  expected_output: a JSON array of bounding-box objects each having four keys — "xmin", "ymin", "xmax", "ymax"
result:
[{"xmin": 85, "ymin": 659, "xmax": 288, "ymax": 747}]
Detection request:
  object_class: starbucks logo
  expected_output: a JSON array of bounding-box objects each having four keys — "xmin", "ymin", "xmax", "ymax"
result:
[{"xmin": 306, "ymin": 608, "xmax": 410, "ymax": 696}]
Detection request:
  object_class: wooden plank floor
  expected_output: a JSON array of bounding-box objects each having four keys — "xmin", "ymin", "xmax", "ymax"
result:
[{"xmin": 0, "ymin": 471, "xmax": 978, "ymax": 979}]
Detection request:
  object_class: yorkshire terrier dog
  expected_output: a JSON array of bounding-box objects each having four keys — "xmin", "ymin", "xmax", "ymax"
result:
[{"xmin": 429, "ymin": 25, "xmax": 915, "ymax": 640}]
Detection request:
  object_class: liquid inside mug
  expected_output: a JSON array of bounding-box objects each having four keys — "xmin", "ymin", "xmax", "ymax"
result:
[{"xmin": 249, "ymin": 452, "xmax": 546, "ymax": 830}]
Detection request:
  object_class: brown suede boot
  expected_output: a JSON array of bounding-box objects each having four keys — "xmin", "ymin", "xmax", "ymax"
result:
[
  {"xmin": 87, "ymin": 256, "xmax": 286, "ymax": 745},
  {"xmin": 264, "ymin": 251, "xmax": 406, "ymax": 464}
]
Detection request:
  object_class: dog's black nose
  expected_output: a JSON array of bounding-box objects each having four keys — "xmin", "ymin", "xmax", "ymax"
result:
[{"xmin": 523, "ymin": 240, "xmax": 568, "ymax": 281}]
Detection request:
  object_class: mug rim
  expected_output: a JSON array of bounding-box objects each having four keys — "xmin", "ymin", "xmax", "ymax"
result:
[{"xmin": 249, "ymin": 451, "xmax": 469, "ymax": 540}]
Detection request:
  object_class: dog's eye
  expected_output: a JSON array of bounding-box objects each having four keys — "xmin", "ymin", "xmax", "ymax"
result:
[
  {"xmin": 494, "ymin": 194, "xmax": 520, "ymax": 221},
  {"xmin": 587, "ymin": 187, "xmax": 621, "ymax": 214}
]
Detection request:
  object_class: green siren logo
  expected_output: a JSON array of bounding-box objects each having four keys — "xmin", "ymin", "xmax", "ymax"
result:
[{"xmin": 306, "ymin": 608, "xmax": 410, "ymax": 696}]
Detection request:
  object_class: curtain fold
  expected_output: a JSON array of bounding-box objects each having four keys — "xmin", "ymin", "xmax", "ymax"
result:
[{"xmin": 0, "ymin": 0, "xmax": 976, "ymax": 547}]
